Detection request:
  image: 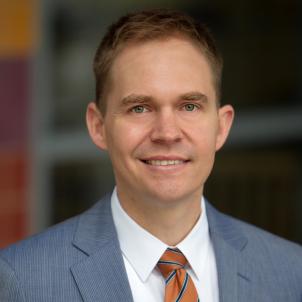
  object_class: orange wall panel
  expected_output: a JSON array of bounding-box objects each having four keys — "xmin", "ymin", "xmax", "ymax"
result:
[{"xmin": 0, "ymin": 151, "xmax": 28, "ymax": 248}]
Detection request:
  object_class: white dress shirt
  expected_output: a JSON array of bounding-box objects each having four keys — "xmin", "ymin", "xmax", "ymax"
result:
[{"xmin": 111, "ymin": 188, "xmax": 219, "ymax": 302}]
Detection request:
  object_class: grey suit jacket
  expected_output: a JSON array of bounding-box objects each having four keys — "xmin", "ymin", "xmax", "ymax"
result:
[{"xmin": 0, "ymin": 194, "xmax": 302, "ymax": 301}]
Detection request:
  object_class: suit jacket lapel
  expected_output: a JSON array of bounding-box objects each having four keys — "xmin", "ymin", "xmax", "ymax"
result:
[
  {"xmin": 206, "ymin": 201, "xmax": 251, "ymax": 302},
  {"xmin": 70, "ymin": 195, "xmax": 133, "ymax": 302},
  {"xmin": 69, "ymin": 194, "xmax": 253, "ymax": 302}
]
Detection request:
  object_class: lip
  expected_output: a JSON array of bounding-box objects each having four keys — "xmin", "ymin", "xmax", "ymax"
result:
[
  {"xmin": 140, "ymin": 155, "xmax": 189, "ymax": 161},
  {"xmin": 139, "ymin": 155, "xmax": 190, "ymax": 171}
]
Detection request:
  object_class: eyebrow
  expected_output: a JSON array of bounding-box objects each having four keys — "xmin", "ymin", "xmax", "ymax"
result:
[
  {"xmin": 180, "ymin": 91, "xmax": 208, "ymax": 103},
  {"xmin": 120, "ymin": 91, "xmax": 208, "ymax": 106},
  {"xmin": 121, "ymin": 94, "xmax": 153, "ymax": 106}
]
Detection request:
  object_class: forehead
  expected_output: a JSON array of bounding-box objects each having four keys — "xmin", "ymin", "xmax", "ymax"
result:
[{"xmin": 108, "ymin": 37, "xmax": 216, "ymax": 101}]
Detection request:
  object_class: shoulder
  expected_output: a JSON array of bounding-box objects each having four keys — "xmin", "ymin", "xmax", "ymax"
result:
[
  {"xmin": 229, "ymin": 213, "xmax": 302, "ymax": 285},
  {"xmin": 0, "ymin": 196, "xmax": 113, "ymax": 300},
  {"xmin": 0, "ymin": 214, "xmax": 82, "ymax": 301},
  {"xmin": 0, "ymin": 214, "xmax": 81, "ymax": 268},
  {"xmin": 231, "ymin": 215, "xmax": 302, "ymax": 295},
  {"xmin": 206, "ymin": 201, "xmax": 302, "ymax": 287},
  {"xmin": 206, "ymin": 201, "xmax": 302, "ymax": 258},
  {"xmin": 0, "ymin": 194, "xmax": 112, "ymax": 265},
  {"xmin": 227, "ymin": 212, "xmax": 302, "ymax": 260}
]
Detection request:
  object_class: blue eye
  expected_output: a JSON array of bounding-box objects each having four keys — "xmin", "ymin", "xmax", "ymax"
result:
[
  {"xmin": 184, "ymin": 104, "xmax": 197, "ymax": 111},
  {"xmin": 131, "ymin": 105, "xmax": 146, "ymax": 113}
]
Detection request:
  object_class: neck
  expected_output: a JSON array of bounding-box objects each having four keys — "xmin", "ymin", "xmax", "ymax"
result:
[{"xmin": 117, "ymin": 189, "xmax": 202, "ymax": 246}]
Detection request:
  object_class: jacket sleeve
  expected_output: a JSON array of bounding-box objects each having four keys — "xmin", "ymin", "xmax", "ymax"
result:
[{"xmin": 0, "ymin": 256, "xmax": 25, "ymax": 302}]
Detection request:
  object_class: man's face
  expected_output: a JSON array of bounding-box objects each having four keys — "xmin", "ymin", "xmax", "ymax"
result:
[{"xmin": 87, "ymin": 37, "xmax": 233, "ymax": 207}]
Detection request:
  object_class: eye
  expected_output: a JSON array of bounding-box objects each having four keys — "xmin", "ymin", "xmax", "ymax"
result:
[
  {"xmin": 131, "ymin": 105, "xmax": 147, "ymax": 113},
  {"xmin": 184, "ymin": 103, "xmax": 198, "ymax": 111}
]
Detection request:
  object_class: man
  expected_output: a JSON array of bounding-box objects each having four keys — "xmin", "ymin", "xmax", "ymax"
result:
[{"xmin": 0, "ymin": 9, "xmax": 301, "ymax": 302}]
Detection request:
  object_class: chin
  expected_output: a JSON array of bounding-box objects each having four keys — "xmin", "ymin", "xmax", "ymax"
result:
[{"xmin": 144, "ymin": 185, "xmax": 201, "ymax": 206}]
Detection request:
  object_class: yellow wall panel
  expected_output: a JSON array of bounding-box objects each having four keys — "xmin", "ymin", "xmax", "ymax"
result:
[{"xmin": 0, "ymin": 0, "xmax": 37, "ymax": 56}]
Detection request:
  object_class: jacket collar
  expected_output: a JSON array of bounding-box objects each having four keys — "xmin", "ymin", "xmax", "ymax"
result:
[
  {"xmin": 205, "ymin": 200, "xmax": 251, "ymax": 302},
  {"xmin": 71, "ymin": 194, "xmax": 134, "ymax": 302}
]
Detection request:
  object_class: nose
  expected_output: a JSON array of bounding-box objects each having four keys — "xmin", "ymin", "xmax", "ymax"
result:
[{"xmin": 150, "ymin": 109, "xmax": 182, "ymax": 144}]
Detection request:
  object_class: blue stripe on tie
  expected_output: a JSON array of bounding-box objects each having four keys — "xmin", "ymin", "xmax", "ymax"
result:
[
  {"xmin": 175, "ymin": 272, "xmax": 189, "ymax": 302},
  {"xmin": 165, "ymin": 270, "xmax": 176, "ymax": 285},
  {"xmin": 158, "ymin": 260, "xmax": 183, "ymax": 267},
  {"xmin": 167, "ymin": 247, "xmax": 182, "ymax": 254}
]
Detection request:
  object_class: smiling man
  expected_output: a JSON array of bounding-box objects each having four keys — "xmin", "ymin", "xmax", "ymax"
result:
[
  {"xmin": 87, "ymin": 36, "xmax": 233, "ymax": 248},
  {"xmin": 1, "ymin": 9, "xmax": 302, "ymax": 302}
]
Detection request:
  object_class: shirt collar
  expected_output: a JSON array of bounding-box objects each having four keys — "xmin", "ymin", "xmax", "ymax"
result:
[
  {"xmin": 177, "ymin": 197, "xmax": 210, "ymax": 281},
  {"xmin": 111, "ymin": 187, "xmax": 210, "ymax": 282}
]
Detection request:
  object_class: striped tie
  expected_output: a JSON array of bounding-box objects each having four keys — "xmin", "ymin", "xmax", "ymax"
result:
[{"xmin": 157, "ymin": 248, "xmax": 199, "ymax": 302}]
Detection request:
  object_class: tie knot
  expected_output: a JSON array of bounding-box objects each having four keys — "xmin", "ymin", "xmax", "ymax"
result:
[{"xmin": 157, "ymin": 248, "xmax": 188, "ymax": 278}]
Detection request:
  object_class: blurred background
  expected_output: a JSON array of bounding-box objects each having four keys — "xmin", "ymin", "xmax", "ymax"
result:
[{"xmin": 1, "ymin": 0, "xmax": 302, "ymax": 248}]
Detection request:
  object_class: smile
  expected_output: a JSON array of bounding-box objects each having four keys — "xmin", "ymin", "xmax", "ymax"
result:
[{"xmin": 145, "ymin": 160, "xmax": 185, "ymax": 166}]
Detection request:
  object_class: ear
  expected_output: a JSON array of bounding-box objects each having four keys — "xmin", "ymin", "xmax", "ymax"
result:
[
  {"xmin": 215, "ymin": 104, "xmax": 234, "ymax": 151},
  {"xmin": 86, "ymin": 102, "xmax": 108, "ymax": 150}
]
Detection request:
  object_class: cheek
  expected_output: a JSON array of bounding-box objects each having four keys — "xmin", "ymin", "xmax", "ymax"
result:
[
  {"xmin": 193, "ymin": 128, "xmax": 217, "ymax": 172},
  {"xmin": 106, "ymin": 121, "xmax": 149, "ymax": 156},
  {"xmin": 193, "ymin": 122, "xmax": 218, "ymax": 151}
]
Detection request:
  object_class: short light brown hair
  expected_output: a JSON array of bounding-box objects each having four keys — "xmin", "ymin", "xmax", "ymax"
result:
[{"xmin": 93, "ymin": 9, "xmax": 223, "ymax": 113}]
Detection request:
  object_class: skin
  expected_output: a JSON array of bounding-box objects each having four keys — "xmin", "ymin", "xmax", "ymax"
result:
[{"xmin": 87, "ymin": 37, "xmax": 234, "ymax": 245}]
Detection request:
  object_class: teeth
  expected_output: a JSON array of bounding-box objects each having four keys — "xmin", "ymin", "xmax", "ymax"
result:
[{"xmin": 146, "ymin": 160, "xmax": 184, "ymax": 166}]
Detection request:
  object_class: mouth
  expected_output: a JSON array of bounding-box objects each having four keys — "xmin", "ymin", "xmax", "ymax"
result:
[
  {"xmin": 140, "ymin": 156, "xmax": 190, "ymax": 167},
  {"xmin": 142, "ymin": 159, "xmax": 187, "ymax": 166}
]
